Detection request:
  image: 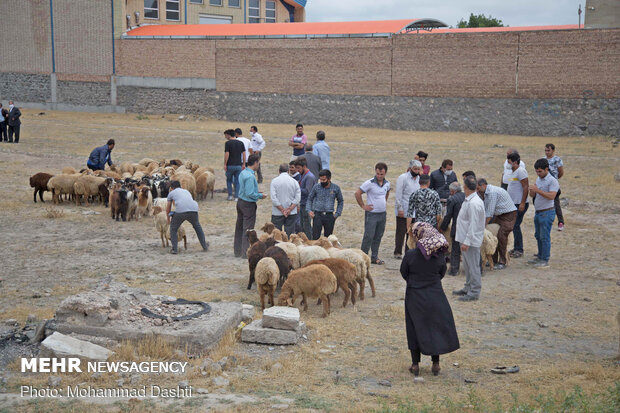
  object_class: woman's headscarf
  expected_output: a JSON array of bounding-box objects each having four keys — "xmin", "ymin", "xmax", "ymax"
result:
[{"xmin": 408, "ymin": 222, "xmax": 449, "ymax": 260}]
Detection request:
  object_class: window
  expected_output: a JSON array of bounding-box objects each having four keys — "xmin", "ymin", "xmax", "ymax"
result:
[
  {"xmin": 248, "ymin": 0, "xmax": 260, "ymax": 23},
  {"xmin": 265, "ymin": 0, "xmax": 275, "ymax": 23},
  {"xmin": 166, "ymin": 0, "xmax": 180, "ymax": 20},
  {"xmin": 190, "ymin": 0, "xmax": 203, "ymax": 3},
  {"xmin": 209, "ymin": 0, "xmax": 222, "ymax": 6},
  {"xmin": 144, "ymin": 0, "xmax": 158, "ymax": 19},
  {"xmin": 199, "ymin": 14, "xmax": 232, "ymax": 24},
  {"xmin": 228, "ymin": 0, "xmax": 240, "ymax": 8}
]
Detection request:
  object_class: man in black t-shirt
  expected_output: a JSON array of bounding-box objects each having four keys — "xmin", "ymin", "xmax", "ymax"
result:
[{"xmin": 224, "ymin": 129, "xmax": 246, "ymax": 201}]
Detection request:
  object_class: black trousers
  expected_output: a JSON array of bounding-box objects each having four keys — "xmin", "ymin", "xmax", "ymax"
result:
[
  {"xmin": 8, "ymin": 124, "xmax": 20, "ymax": 143},
  {"xmin": 0, "ymin": 122, "xmax": 7, "ymax": 141},
  {"xmin": 449, "ymin": 238, "xmax": 461, "ymax": 274},
  {"xmin": 554, "ymin": 188, "xmax": 564, "ymax": 225},
  {"xmin": 394, "ymin": 216, "xmax": 409, "ymax": 255},
  {"xmin": 312, "ymin": 212, "xmax": 335, "ymax": 240},
  {"xmin": 234, "ymin": 199, "xmax": 257, "ymax": 257}
]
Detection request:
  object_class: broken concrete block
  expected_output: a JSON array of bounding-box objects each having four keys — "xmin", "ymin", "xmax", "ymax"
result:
[
  {"xmin": 40, "ymin": 332, "xmax": 113, "ymax": 361},
  {"xmin": 242, "ymin": 304, "xmax": 255, "ymax": 322},
  {"xmin": 262, "ymin": 306, "xmax": 300, "ymax": 331},
  {"xmin": 241, "ymin": 320, "xmax": 305, "ymax": 345}
]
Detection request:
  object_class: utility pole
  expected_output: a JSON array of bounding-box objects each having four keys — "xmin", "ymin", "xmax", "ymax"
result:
[{"xmin": 578, "ymin": 4, "xmax": 582, "ymax": 29}]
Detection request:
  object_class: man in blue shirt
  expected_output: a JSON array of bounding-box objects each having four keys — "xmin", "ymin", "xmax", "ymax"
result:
[
  {"xmin": 234, "ymin": 154, "xmax": 266, "ymax": 258},
  {"xmin": 166, "ymin": 180, "xmax": 209, "ymax": 254},
  {"xmin": 306, "ymin": 169, "xmax": 343, "ymax": 240},
  {"xmin": 87, "ymin": 139, "xmax": 115, "ymax": 171},
  {"xmin": 313, "ymin": 130, "xmax": 330, "ymax": 170}
]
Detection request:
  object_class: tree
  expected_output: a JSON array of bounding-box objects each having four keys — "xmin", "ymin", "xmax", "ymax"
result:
[{"xmin": 457, "ymin": 13, "xmax": 505, "ymax": 28}]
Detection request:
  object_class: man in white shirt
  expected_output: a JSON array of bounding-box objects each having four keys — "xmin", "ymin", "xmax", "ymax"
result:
[
  {"xmin": 393, "ymin": 160, "xmax": 421, "ymax": 259},
  {"xmin": 235, "ymin": 128, "xmax": 251, "ymax": 167},
  {"xmin": 270, "ymin": 163, "xmax": 301, "ymax": 236},
  {"xmin": 249, "ymin": 125, "xmax": 265, "ymax": 183},
  {"xmin": 502, "ymin": 148, "xmax": 525, "ymax": 189},
  {"xmin": 452, "ymin": 176, "xmax": 486, "ymax": 302},
  {"xmin": 505, "ymin": 152, "xmax": 529, "ymax": 258}
]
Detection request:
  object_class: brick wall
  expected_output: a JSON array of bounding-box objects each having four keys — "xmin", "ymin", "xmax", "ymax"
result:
[
  {"xmin": 52, "ymin": 0, "xmax": 113, "ymax": 76},
  {"xmin": 517, "ymin": 29, "xmax": 620, "ymax": 99},
  {"xmin": 0, "ymin": 0, "xmax": 52, "ymax": 74},
  {"xmin": 215, "ymin": 38, "xmax": 392, "ymax": 95},
  {"xmin": 117, "ymin": 40, "xmax": 216, "ymax": 78},
  {"xmin": 392, "ymin": 33, "xmax": 519, "ymax": 98}
]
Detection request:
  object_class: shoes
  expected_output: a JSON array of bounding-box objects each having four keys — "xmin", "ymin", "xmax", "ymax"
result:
[
  {"xmin": 509, "ymin": 250, "xmax": 523, "ymax": 258},
  {"xmin": 448, "ymin": 271, "xmax": 459, "ymax": 277},
  {"xmin": 409, "ymin": 364, "xmax": 419, "ymax": 377},
  {"xmin": 227, "ymin": 195, "xmax": 233, "ymax": 201},
  {"xmin": 494, "ymin": 263, "xmax": 506, "ymax": 270},
  {"xmin": 558, "ymin": 223, "xmax": 564, "ymax": 231},
  {"xmin": 234, "ymin": 198, "xmax": 239, "ymax": 202},
  {"xmin": 452, "ymin": 289, "xmax": 467, "ymax": 296},
  {"xmin": 527, "ymin": 257, "xmax": 542, "ymax": 265},
  {"xmin": 458, "ymin": 295, "xmax": 479, "ymax": 302},
  {"xmin": 169, "ymin": 249, "xmax": 178, "ymax": 254},
  {"xmin": 534, "ymin": 261, "xmax": 549, "ymax": 268},
  {"xmin": 393, "ymin": 254, "xmax": 402, "ymax": 260},
  {"xmin": 431, "ymin": 362, "xmax": 441, "ymax": 376},
  {"xmin": 203, "ymin": 242, "xmax": 210, "ymax": 252}
]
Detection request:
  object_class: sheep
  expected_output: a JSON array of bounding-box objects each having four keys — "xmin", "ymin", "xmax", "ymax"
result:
[
  {"xmin": 172, "ymin": 173, "xmax": 196, "ymax": 199},
  {"xmin": 255, "ymin": 257, "xmax": 279, "ymax": 310},
  {"xmin": 305, "ymin": 258, "xmax": 357, "ymax": 308},
  {"xmin": 246, "ymin": 229, "xmax": 278, "ymax": 290},
  {"xmin": 274, "ymin": 241, "xmax": 301, "ymax": 269},
  {"xmin": 48, "ymin": 173, "xmax": 81, "ymax": 204},
  {"xmin": 120, "ymin": 162, "xmax": 135, "ymax": 175},
  {"xmin": 261, "ymin": 222, "xmax": 289, "ymax": 241},
  {"xmin": 153, "ymin": 197, "xmax": 169, "ymax": 211},
  {"xmin": 152, "ymin": 206, "xmax": 187, "ymax": 249},
  {"xmin": 482, "ymin": 223, "xmax": 500, "ymax": 271},
  {"xmin": 298, "ymin": 245, "xmax": 330, "ymax": 267},
  {"xmin": 136, "ymin": 186, "xmax": 153, "ymax": 219},
  {"xmin": 61, "ymin": 166, "xmax": 77, "ymax": 175},
  {"xmin": 30, "ymin": 172, "xmax": 53, "ymax": 203},
  {"xmin": 195, "ymin": 171, "xmax": 213, "ymax": 201},
  {"xmin": 74, "ymin": 175, "xmax": 107, "ymax": 206},
  {"xmin": 138, "ymin": 158, "xmax": 158, "ymax": 166},
  {"xmin": 98, "ymin": 182, "xmax": 110, "ymax": 208},
  {"xmin": 146, "ymin": 162, "xmax": 159, "ymax": 174},
  {"xmin": 277, "ymin": 264, "xmax": 337, "ymax": 318},
  {"xmin": 110, "ymin": 187, "xmax": 129, "ymax": 221},
  {"xmin": 265, "ymin": 245, "xmax": 293, "ymax": 288},
  {"xmin": 327, "ymin": 235, "xmax": 376, "ymax": 299}
]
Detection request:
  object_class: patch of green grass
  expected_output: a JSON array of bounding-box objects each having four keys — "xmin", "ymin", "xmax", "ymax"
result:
[{"xmin": 295, "ymin": 393, "xmax": 332, "ymax": 411}]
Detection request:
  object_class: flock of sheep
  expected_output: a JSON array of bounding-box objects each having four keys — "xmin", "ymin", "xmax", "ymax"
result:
[{"xmin": 248, "ymin": 223, "xmax": 376, "ymax": 317}]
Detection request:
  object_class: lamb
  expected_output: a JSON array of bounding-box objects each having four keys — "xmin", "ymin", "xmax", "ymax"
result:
[
  {"xmin": 277, "ymin": 264, "xmax": 337, "ymax": 318},
  {"xmin": 47, "ymin": 173, "xmax": 81, "ymax": 204},
  {"xmin": 305, "ymin": 258, "xmax": 357, "ymax": 308},
  {"xmin": 274, "ymin": 241, "xmax": 301, "ymax": 269},
  {"xmin": 74, "ymin": 175, "xmax": 107, "ymax": 206},
  {"xmin": 110, "ymin": 187, "xmax": 129, "ymax": 221},
  {"xmin": 136, "ymin": 186, "xmax": 153, "ymax": 219},
  {"xmin": 246, "ymin": 229, "xmax": 278, "ymax": 290},
  {"xmin": 255, "ymin": 257, "xmax": 280, "ymax": 310},
  {"xmin": 29, "ymin": 172, "xmax": 53, "ymax": 203},
  {"xmin": 298, "ymin": 245, "xmax": 330, "ymax": 267},
  {"xmin": 482, "ymin": 223, "xmax": 500, "ymax": 271},
  {"xmin": 265, "ymin": 245, "xmax": 293, "ymax": 288},
  {"xmin": 61, "ymin": 167, "xmax": 77, "ymax": 175},
  {"xmin": 152, "ymin": 206, "xmax": 187, "ymax": 249}
]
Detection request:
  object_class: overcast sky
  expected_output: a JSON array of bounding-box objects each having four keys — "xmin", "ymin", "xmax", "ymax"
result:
[{"xmin": 305, "ymin": 0, "xmax": 583, "ymax": 27}]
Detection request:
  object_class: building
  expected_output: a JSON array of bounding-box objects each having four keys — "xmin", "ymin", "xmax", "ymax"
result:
[
  {"xmin": 585, "ymin": 0, "xmax": 620, "ymax": 28},
  {"xmin": 116, "ymin": 0, "xmax": 306, "ymax": 37}
]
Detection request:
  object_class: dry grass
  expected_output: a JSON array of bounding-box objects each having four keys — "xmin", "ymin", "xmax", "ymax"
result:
[
  {"xmin": 44, "ymin": 206, "xmax": 65, "ymax": 219},
  {"xmin": 0, "ymin": 109, "xmax": 618, "ymax": 411}
]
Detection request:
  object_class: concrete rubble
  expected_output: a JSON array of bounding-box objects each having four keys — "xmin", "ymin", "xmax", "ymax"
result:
[
  {"xmin": 241, "ymin": 306, "xmax": 306, "ymax": 345},
  {"xmin": 49, "ymin": 278, "xmax": 243, "ymax": 352},
  {"xmin": 40, "ymin": 332, "xmax": 113, "ymax": 361}
]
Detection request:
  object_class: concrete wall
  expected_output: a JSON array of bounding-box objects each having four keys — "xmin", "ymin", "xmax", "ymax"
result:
[
  {"xmin": 0, "ymin": 72, "xmax": 52, "ymax": 103},
  {"xmin": 585, "ymin": 0, "xmax": 620, "ymax": 29}
]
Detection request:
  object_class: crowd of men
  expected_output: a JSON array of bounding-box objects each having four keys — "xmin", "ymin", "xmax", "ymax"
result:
[{"xmin": 0, "ymin": 101, "xmax": 21, "ymax": 143}]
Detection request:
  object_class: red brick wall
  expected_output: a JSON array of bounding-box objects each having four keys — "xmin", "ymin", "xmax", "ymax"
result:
[
  {"xmin": 517, "ymin": 29, "xmax": 620, "ymax": 98},
  {"xmin": 117, "ymin": 40, "xmax": 216, "ymax": 78},
  {"xmin": 215, "ymin": 38, "xmax": 392, "ymax": 95}
]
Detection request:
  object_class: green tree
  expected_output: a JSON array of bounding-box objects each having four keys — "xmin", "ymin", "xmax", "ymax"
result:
[{"xmin": 457, "ymin": 13, "xmax": 505, "ymax": 28}]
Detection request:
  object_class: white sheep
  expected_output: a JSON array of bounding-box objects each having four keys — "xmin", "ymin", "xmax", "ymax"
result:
[
  {"xmin": 274, "ymin": 241, "xmax": 301, "ymax": 269},
  {"xmin": 482, "ymin": 223, "xmax": 500, "ymax": 270},
  {"xmin": 47, "ymin": 173, "xmax": 81, "ymax": 204},
  {"xmin": 152, "ymin": 206, "xmax": 187, "ymax": 249},
  {"xmin": 255, "ymin": 257, "xmax": 280, "ymax": 310},
  {"xmin": 298, "ymin": 245, "xmax": 330, "ymax": 267}
]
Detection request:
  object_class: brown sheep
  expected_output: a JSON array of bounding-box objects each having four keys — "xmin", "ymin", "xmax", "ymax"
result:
[
  {"xmin": 74, "ymin": 175, "xmax": 107, "ymax": 206},
  {"xmin": 195, "ymin": 171, "xmax": 214, "ymax": 201},
  {"xmin": 255, "ymin": 257, "xmax": 279, "ymax": 311},
  {"xmin": 305, "ymin": 258, "xmax": 357, "ymax": 308},
  {"xmin": 277, "ymin": 264, "xmax": 337, "ymax": 318},
  {"xmin": 119, "ymin": 162, "xmax": 135, "ymax": 175},
  {"xmin": 29, "ymin": 172, "xmax": 53, "ymax": 203},
  {"xmin": 48, "ymin": 173, "xmax": 81, "ymax": 204},
  {"xmin": 246, "ymin": 229, "xmax": 278, "ymax": 290},
  {"xmin": 172, "ymin": 173, "xmax": 196, "ymax": 199}
]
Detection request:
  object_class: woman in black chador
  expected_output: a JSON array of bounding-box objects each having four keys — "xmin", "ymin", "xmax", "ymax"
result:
[{"xmin": 400, "ymin": 222, "xmax": 459, "ymax": 376}]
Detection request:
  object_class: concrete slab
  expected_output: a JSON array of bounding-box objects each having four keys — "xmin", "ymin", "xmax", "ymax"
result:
[
  {"xmin": 40, "ymin": 332, "xmax": 113, "ymax": 361},
  {"xmin": 241, "ymin": 320, "xmax": 306, "ymax": 345},
  {"xmin": 52, "ymin": 280, "xmax": 242, "ymax": 353},
  {"xmin": 262, "ymin": 306, "xmax": 300, "ymax": 331}
]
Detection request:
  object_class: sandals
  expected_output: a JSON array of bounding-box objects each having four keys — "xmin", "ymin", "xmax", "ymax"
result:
[{"xmin": 372, "ymin": 259, "xmax": 385, "ymax": 265}]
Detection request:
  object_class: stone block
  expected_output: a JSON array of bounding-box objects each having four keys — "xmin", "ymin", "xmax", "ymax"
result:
[
  {"xmin": 241, "ymin": 304, "xmax": 255, "ymax": 322},
  {"xmin": 241, "ymin": 320, "xmax": 305, "ymax": 345},
  {"xmin": 262, "ymin": 306, "xmax": 300, "ymax": 331},
  {"xmin": 40, "ymin": 332, "xmax": 113, "ymax": 361}
]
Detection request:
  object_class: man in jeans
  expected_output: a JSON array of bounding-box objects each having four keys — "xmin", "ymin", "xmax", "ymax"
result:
[
  {"xmin": 356, "ymin": 162, "xmax": 390, "ymax": 265},
  {"xmin": 306, "ymin": 169, "xmax": 343, "ymax": 239},
  {"xmin": 295, "ymin": 157, "xmax": 316, "ymax": 239},
  {"xmin": 224, "ymin": 129, "xmax": 246, "ymax": 201},
  {"xmin": 545, "ymin": 143, "xmax": 565, "ymax": 231},
  {"xmin": 452, "ymin": 176, "xmax": 486, "ymax": 302},
  {"xmin": 234, "ymin": 154, "xmax": 265, "ymax": 258},
  {"xmin": 528, "ymin": 158, "xmax": 559, "ymax": 268},
  {"xmin": 505, "ymin": 152, "xmax": 529, "ymax": 258},
  {"xmin": 166, "ymin": 181, "xmax": 210, "ymax": 254},
  {"xmin": 270, "ymin": 163, "xmax": 301, "ymax": 237}
]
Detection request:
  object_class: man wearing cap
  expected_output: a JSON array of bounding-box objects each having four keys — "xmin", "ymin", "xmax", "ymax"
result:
[
  {"xmin": 87, "ymin": 139, "xmax": 115, "ymax": 171},
  {"xmin": 393, "ymin": 160, "xmax": 421, "ymax": 259},
  {"xmin": 166, "ymin": 180, "xmax": 210, "ymax": 254}
]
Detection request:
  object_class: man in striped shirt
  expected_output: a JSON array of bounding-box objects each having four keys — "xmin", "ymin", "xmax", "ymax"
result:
[{"xmin": 476, "ymin": 179, "xmax": 517, "ymax": 270}]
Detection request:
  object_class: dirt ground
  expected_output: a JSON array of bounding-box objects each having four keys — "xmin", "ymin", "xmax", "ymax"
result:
[{"xmin": 0, "ymin": 110, "xmax": 618, "ymax": 412}]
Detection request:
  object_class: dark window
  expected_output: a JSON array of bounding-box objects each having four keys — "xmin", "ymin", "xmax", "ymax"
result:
[
  {"xmin": 144, "ymin": 0, "xmax": 159, "ymax": 19},
  {"xmin": 166, "ymin": 0, "xmax": 180, "ymax": 21},
  {"xmin": 229, "ymin": 0, "xmax": 240, "ymax": 7}
]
